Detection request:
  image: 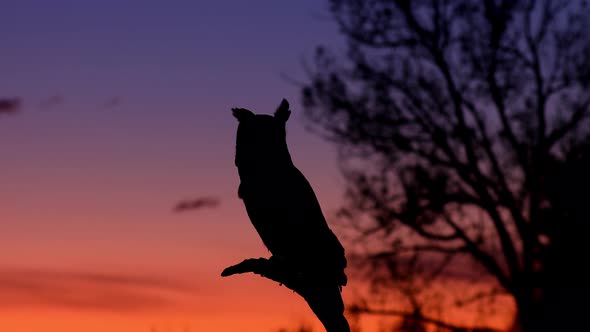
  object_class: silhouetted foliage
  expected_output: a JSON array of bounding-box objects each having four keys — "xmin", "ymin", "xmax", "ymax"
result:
[
  {"xmin": 301, "ymin": 1, "xmax": 590, "ymax": 331},
  {"xmin": 396, "ymin": 313, "xmax": 427, "ymax": 332},
  {"xmin": 275, "ymin": 322, "xmax": 315, "ymax": 332}
]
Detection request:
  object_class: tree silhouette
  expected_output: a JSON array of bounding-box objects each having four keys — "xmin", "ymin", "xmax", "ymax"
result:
[
  {"xmin": 300, "ymin": 1, "xmax": 590, "ymax": 331},
  {"xmin": 274, "ymin": 322, "xmax": 315, "ymax": 332}
]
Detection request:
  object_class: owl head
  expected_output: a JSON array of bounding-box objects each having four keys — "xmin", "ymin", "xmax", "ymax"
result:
[{"xmin": 232, "ymin": 99, "xmax": 292, "ymax": 169}]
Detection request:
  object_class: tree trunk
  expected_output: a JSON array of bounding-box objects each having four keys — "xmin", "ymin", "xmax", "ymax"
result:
[{"xmin": 515, "ymin": 241, "xmax": 588, "ymax": 332}]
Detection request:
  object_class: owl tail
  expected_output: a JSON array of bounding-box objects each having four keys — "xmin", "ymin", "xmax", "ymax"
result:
[{"xmin": 299, "ymin": 282, "xmax": 351, "ymax": 332}]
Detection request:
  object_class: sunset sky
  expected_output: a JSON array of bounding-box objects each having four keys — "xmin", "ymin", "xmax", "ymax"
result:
[
  {"xmin": 0, "ymin": 1, "xmax": 513, "ymax": 331},
  {"xmin": 0, "ymin": 1, "xmax": 350, "ymax": 331}
]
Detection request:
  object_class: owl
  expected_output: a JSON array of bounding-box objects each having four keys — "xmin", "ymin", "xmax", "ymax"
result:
[{"xmin": 231, "ymin": 99, "xmax": 347, "ymax": 287}]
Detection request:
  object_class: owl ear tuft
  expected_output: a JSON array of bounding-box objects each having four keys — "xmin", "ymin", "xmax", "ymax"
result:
[
  {"xmin": 231, "ymin": 108, "xmax": 254, "ymax": 122},
  {"xmin": 274, "ymin": 98, "xmax": 291, "ymax": 122}
]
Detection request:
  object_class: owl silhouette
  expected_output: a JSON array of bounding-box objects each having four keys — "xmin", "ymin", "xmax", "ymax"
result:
[{"xmin": 231, "ymin": 98, "xmax": 349, "ymax": 332}]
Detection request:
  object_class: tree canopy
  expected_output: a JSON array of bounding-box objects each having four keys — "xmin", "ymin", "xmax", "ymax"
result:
[{"xmin": 301, "ymin": 1, "xmax": 590, "ymax": 331}]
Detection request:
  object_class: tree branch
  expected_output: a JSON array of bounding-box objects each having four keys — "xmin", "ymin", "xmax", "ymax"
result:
[
  {"xmin": 454, "ymin": 288, "xmax": 509, "ymax": 307},
  {"xmin": 443, "ymin": 215, "xmax": 513, "ymax": 292},
  {"xmin": 524, "ymin": 0, "xmax": 548, "ymax": 145},
  {"xmin": 546, "ymin": 97, "xmax": 590, "ymax": 149},
  {"xmin": 222, "ymin": 257, "xmax": 350, "ymax": 332},
  {"xmin": 416, "ymin": 10, "xmax": 522, "ymax": 282},
  {"xmin": 348, "ymin": 305, "xmax": 503, "ymax": 332},
  {"xmin": 369, "ymin": 244, "xmax": 469, "ymax": 259}
]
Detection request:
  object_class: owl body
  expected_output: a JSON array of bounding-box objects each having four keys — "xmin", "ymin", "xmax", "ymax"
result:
[{"xmin": 232, "ymin": 101, "xmax": 347, "ymax": 287}]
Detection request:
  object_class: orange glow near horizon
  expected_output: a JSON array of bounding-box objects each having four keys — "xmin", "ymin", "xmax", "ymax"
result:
[
  {"xmin": 0, "ymin": 109, "xmax": 516, "ymax": 331},
  {"xmin": 0, "ymin": 256, "xmax": 515, "ymax": 332}
]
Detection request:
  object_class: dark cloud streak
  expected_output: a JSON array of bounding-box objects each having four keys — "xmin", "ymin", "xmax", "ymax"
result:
[
  {"xmin": 173, "ymin": 196, "xmax": 220, "ymax": 213},
  {"xmin": 0, "ymin": 268, "xmax": 198, "ymax": 312},
  {"xmin": 100, "ymin": 96, "xmax": 122, "ymax": 109},
  {"xmin": 0, "ymin": 98, "xmax": 21, "ymax": 114}
]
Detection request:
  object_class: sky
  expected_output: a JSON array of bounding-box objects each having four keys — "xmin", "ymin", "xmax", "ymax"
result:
[
  {"xmin": 0, "ymin": 1, "xmax": 513, "ymax": 331},
  {"xmin": 0, "ymin": 1, "xmax": 350, "ymax": 331}
]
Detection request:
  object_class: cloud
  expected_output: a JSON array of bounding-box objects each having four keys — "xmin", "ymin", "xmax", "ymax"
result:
[
  {"xmin": 173, "ymin": 196, "xmax": 220, "ymax": 213},
  {"xmin": 0, "ymin": 98, "xmax": 21, "ymax": 114},
  {"xmin": 100, "ymin": 96, "xmax": 123, "ymax": 109},
  {"xmin": 39, "ymin": 95, "xmax": 65, "ymax": 109},
  {"xmin": 0, "ymin": 268, "xmax": 198, "ymax": 312}
]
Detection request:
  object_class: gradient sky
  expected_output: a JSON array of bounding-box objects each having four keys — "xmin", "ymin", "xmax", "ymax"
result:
[
  {"xmin": 0, "ymin": 1, "xmax": 513, "ymax": 331},
  {"xmin": 0, "ymin": 1, "xmax": 350, "ymax": 331}
]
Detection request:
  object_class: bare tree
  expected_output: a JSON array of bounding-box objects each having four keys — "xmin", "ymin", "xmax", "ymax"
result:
[{"xmin": 300, "ymin": 1, "xmax": 590, "ymax": 331}]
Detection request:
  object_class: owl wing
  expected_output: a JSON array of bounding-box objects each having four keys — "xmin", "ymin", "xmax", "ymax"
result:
[
  {"xmin": 238, "ymin": 167, "xmax": 347, "ymax": 285},
  {"xmin": 278, "ymin": 167, "xmax": 347, "ymax": 283}
]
